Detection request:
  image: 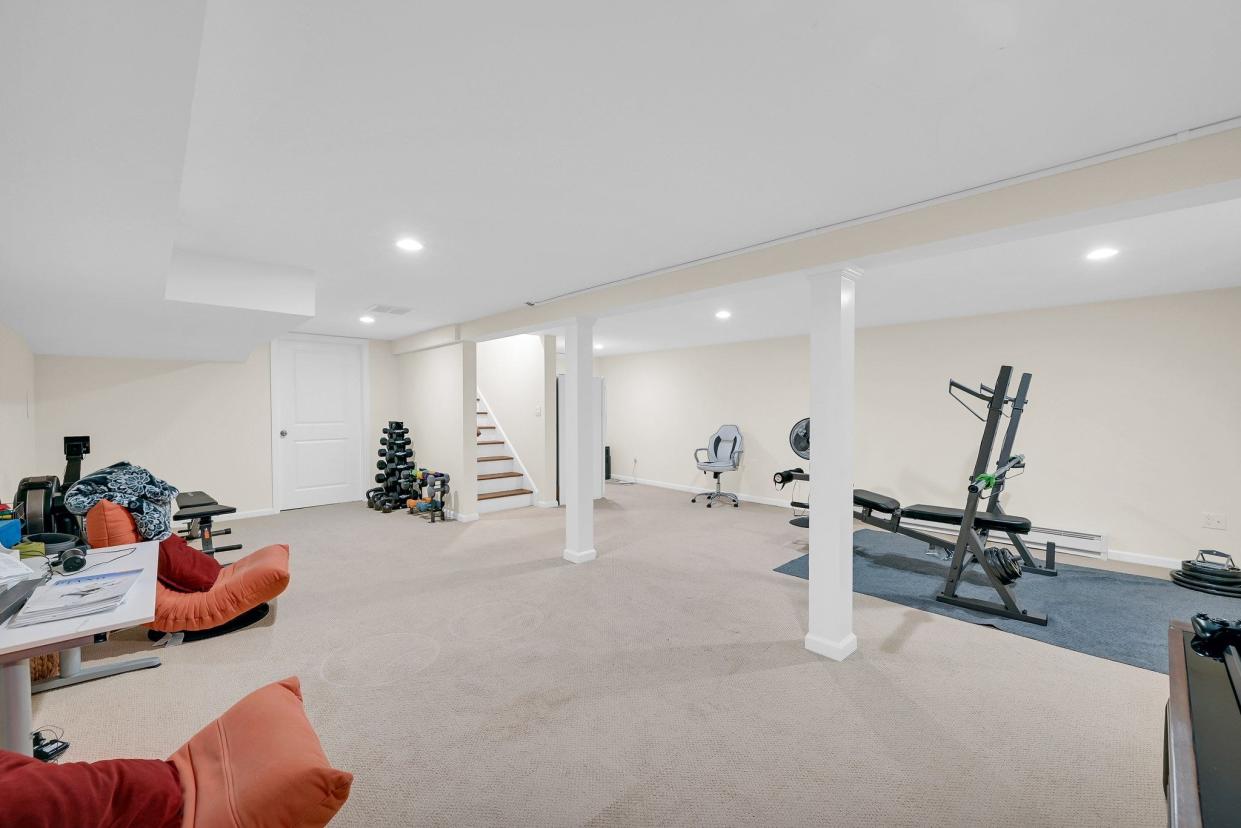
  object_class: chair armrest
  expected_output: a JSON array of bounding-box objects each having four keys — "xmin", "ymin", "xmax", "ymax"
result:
[
  {"xmin": 732, "ymin": 449, "xmax": 744, "ymax": 467},
  {"xmin": 694, "ymin": 448, "xmax": 710, "ymax": 464}
]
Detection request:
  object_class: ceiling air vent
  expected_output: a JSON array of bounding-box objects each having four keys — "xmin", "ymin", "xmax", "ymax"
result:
[{"xmin": 365, "ymin": 304, "xmax": 412, "ymax": 316}]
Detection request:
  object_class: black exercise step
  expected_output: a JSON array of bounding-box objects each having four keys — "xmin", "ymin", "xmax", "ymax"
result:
[
  {"xmin": 901, "ymin": 504, "xmax": 1031, "ymax": 535},
  {"xmin": 853, "ymin": 489, "xmax": 900, "ymax": 514}
]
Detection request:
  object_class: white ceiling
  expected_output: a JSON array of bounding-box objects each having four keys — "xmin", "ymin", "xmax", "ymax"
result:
[
  {"xmin": 585, "ymin": 197, "xmax": 1241, "ymax": 355},
  {"xmin": 3, "ymin": 2, "xmax": 1241, "ymax": 358}
]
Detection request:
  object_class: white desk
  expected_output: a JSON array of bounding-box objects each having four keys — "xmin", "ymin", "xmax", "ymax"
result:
[{"xmin": 0, "ymin": 541, "xmax": 159, "ymax": 755}]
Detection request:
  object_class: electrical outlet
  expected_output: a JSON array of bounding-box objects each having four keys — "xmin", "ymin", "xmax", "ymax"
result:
[{"xmin": 1203, "ymin": 512, "xmax": 1228, "ymax": 531}]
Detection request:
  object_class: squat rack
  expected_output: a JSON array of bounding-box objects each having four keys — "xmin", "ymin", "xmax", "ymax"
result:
[{"xmin": 852, "ymin": 365, "xmax": 1055, "ymax": 625}]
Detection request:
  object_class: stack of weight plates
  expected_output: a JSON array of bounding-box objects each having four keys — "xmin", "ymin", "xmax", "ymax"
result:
[{"xmin": 1171, "ymin": 550, "xmax": 1241, "ymax": 598}]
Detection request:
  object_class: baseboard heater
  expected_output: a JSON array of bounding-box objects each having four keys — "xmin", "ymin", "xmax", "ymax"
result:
[{"xmin": 898, "ymin": 518, "xmax": 1109, "ymax": 560}]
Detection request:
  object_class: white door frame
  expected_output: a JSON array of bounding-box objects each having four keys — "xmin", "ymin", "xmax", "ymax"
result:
[{"xmin": 269, "ymin": 333, "xmax": 371, "ymax": 511}]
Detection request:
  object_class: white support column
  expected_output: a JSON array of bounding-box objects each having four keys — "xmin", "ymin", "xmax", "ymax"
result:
[
  {"xmin": 804, "ymin": 268, "xmax": 860, "ymax": 661},
  {"xmin": 457, "ymin": 339, "xmax": 479, "ymax": 522},
  {"xmin": 562, "ymin": 317, "xmax": 597, "ymax": 563}
]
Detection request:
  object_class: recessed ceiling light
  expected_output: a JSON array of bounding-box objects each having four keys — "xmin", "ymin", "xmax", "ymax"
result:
[
  {"xmin": 715, "ymin": 309, "xmax": 731, "ymax": 320},
  {"xmin": 359, "ymin": 315, "xmax": 376, "ymax": 324},
  {"xmin": 1085, "ymin": 247, "xmax": 1119, "ymax": 261},
  {"xmin": 395, "ymin": 237, "xmax": 424, "ymax": 252},
  {"xmin": 593, "ymin": 343, "xmax": 603, "ymax": 350}
]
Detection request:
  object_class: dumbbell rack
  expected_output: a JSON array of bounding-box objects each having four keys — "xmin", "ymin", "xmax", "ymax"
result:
[
  {"xmin": 365, "ymin": 421, "xmax": 450, "ymax": 522},
  {"xmin": 366, "ymin": 420, "xmax": 415, "ymax": 513}
]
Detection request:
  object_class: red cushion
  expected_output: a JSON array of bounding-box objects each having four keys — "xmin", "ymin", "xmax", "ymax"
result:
[
  {"xmin": 158, "ymin": 534, "xmax": 222, "ymax": 593},
  {"xmin": 0, "ymin": 749, "xmax": 182, "ymax": 828}
]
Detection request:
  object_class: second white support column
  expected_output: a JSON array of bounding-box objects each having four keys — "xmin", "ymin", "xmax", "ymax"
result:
[
  {"xmin": 804, "ymin": 268, "xmax": 860, "ymax": 660},
  {"xmin": 563, "ymin": 317, "xmax": 597, "ymax": 563}
]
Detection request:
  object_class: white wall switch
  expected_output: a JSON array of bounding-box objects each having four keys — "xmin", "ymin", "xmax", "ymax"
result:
[{"xmin": 1203, "ymin": 512, "xmax": 1228, "ymax": 531}]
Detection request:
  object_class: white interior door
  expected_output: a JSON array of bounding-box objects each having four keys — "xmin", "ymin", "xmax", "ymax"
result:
[{"xmin": 272, "ymin": 337, "xmax": 365, "ymax": 509}]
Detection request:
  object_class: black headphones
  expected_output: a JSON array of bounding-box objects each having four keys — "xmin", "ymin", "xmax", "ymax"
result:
[
  {"xmin": 53, "ymin": 545, "xmax": 88, "ymax": 574},
  {"xmin": 21, "ymin": 533, "xmax": 87, "ymax": 575}
]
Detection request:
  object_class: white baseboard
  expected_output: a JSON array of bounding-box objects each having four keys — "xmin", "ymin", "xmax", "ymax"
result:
[
  {"xmin": 1108, "ymin": 548, "xmax": 1181, "ymax": 571},
  {"xmin": 449, "ymin": 511, "xmax": 480, "ymax": 523},
  {"xmin": 563, "ymin": 548, "xmax": 596, "ymax": 563},
  {"xmin": 536, "ymin": 500, "xmax": 560, "ymax": 508},
  {"xmin": 608, "ymin": 475, "xmax": 791, "ymax": 508}
]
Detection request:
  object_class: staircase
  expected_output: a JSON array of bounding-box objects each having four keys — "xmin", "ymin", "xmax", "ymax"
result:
[{"xmin": 475, "ymin": 392, "xmax": 534, "ymax": 514}]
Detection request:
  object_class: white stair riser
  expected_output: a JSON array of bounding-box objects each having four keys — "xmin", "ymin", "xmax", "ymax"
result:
[
  {"xmin": 479, "ymin": 475, "xmax": 526, "ymax": 495},
  {"xmin": 476, "ymin": 458, "xmax": 514, "ymax": 474},
  {"xmin": 477, "ymin": 492, "xmax": 534, "ymax": 514},
  {"xmin": 476, "ymin": 413, "xmax": 493, "ymax": 427}
]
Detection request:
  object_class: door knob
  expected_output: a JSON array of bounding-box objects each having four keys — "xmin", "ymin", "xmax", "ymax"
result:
[{"xmin": 280, "ymin": 429, "xmax": 288, "ymax": 438}]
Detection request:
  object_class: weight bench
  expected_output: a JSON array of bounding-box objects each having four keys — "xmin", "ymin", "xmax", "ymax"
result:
[
  {"xmin": 897, "ymin": 503, "xmax": 1032, "ymax": 536},
  {"xmin": 852, "ymin": 489, "xmax": 1050, "ymax": 568},
  {"xmin": 852, "ymin": 485, "xmax": 1050, "ymax": 625},
  {"xmin": 174, "ymin": 491, "xmax": 241, "ymax": 557}
]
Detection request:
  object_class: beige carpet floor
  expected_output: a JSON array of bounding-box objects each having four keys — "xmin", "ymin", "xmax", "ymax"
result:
[{"xmin": 34, "ymin": 483, "xmax": 1168, "ymax": 826}]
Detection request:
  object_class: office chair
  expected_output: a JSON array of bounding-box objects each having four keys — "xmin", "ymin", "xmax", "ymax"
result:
[{"xmin": 692, "ymin": 425, "xmax": 743, "ymax": 508}]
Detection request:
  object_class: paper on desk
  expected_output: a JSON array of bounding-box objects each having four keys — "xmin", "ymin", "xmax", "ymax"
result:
[
  {"xmin": 9, "ymin": 569, "xmax": 142, "ymax": 627},
  {"xmin": 0, "ymin": 549, "xmax": 39, "ymax": 588}
]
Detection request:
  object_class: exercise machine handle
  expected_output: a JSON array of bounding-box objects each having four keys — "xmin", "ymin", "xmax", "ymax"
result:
[
  {"xmin": 969, "ymin": 454, "xmax": 1025, "ymax": 493},
  {"xmin": 773, "ymin": 468, "xmax": 808, "ymax": 489},
  {"xmin": 949, "ymin": 379, "xmax": 990, "ymax": 402}
]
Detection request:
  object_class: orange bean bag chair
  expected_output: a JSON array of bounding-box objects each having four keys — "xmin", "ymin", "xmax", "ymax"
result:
[
  {"xmin": 86, "ymin": 500, "xmax": 290, "ymax": 633},
  {"xmin": 0, "ymin": 677, "xmax": 351, "ymax": 828},
  {"xmin": 172, "ymin": 676, "xmax": 352, "ymax": 828}
]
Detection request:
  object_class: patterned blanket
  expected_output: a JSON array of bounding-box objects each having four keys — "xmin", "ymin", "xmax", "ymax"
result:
[{"xmin": 64, "ymin": 461, "xmax": 180, "ymax": 540}]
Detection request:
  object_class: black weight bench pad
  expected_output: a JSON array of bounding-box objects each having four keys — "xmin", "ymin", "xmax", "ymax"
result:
[
  {"xmin": 853, "ymin": 489, "xmax": 901, "ymax": 514},
  {"xmin": 901, "ymin": 504, "xmax": 1031, "ymax": 535},
  {"xmin": 174, "ymin": 491, "xmax": 237, "ymax": 521}
]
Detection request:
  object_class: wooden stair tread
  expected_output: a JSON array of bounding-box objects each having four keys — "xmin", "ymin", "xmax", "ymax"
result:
[
  {"xmin": 477, "ymin": 425, "xmax": 496, "ymax": 429},
  {"xmin": 478, "ymin": 455, "xmax": 513, "ymax": 462},
  {"xmin": 478, "ymin": 487, "xmax": 534, "ymax": 501},
  {"xmin": 477, "ymin": 439, "xmax": 504, "ymax": 445},
  {"xmin": 478, "ymin": 471, "xmax": 523, "ymax": 480}
]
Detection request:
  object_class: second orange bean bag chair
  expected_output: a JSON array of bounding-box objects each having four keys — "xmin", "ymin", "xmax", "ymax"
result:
[{"xmin": 86, "ymin": 500, "xmax": 290, "ymax": 634}]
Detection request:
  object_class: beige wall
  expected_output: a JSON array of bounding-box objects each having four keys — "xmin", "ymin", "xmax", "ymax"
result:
[
  {"xmin": 0, "ymin": 323, "xmax": 37, "ymax": 501},
  {"xmin": 368, "ymin": 339, "xmax": 402, "ymax": 441},
  {"xmin": 31, "ymin": 337, "xmax": 399, "ymax": 516},
  {"xmin": 599, "ymin": 287, "xmax": 1241, "ymax": 561},
  {"xmin": 597, "ymin": 336, "xmax": 808, "ymax": 501},
  {"xmin": 34, "ymin": 345, "xmax": 275, "ymax": 513},
  {"xmin": 394, "ymin": 342, "xmax": 477, "ymax": 517},
  {"xmin": 477, "ymin": 334, "xmax": 557, "ymax": 500}
]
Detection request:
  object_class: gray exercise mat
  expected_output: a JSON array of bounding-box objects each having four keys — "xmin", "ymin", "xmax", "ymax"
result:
[{"xmin": 775, "ymin": 529, "xmax": 1240, "ymax": 673}]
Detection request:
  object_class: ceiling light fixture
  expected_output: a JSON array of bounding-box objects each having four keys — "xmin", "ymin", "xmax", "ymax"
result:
[
  {"xmin": 359, "ymin": 315, "xmax": 376, "ymax": 324},
  {"xmin": 395, "ymin": 237, "xmax": 424, "ymax": 252},
  {"xmin": 1085, "ymin": 246, "xmax": 1119, "ymax": 261},
  {"xmin": 715, "ymin": 310, "xmax": 731, "ymax": 320},
  {"xmin": 593, "ymin": 343, "xmax": 603, "ymax": 350}
]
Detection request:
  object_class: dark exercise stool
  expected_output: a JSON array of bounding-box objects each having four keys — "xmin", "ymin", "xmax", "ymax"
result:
[{"xmin": 174, "ymin": 491, "xmax": 241, "ymax": 557}]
